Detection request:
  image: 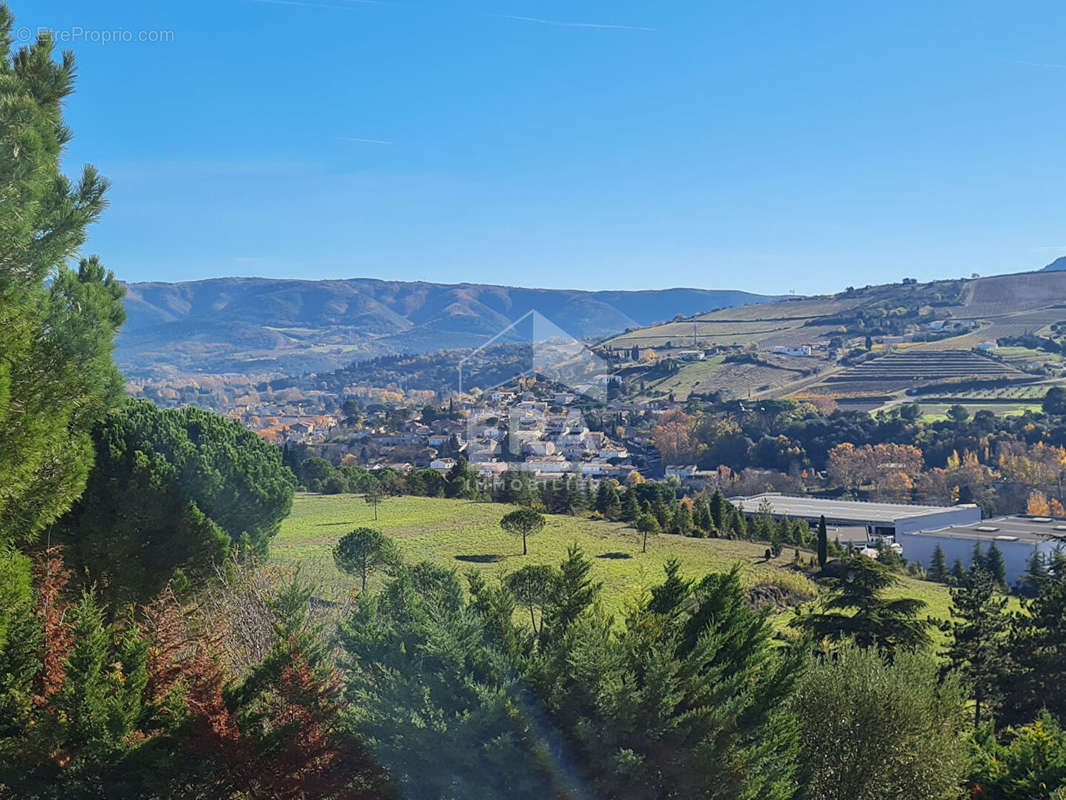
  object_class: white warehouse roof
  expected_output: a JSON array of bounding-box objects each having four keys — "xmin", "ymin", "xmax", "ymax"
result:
[{"xmin": 729, "ymin": 493, "xmax": 979, "ymax": 525}]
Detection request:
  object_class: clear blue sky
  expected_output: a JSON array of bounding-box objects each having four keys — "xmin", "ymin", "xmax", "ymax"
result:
[{"xmin": 19, "ymin": 0, "xmax": 1066, "ymax": 293}]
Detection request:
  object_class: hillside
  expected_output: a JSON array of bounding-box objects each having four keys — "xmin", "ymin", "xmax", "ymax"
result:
[
  {"xmin": 1042, "ymin": 256, "xmax": 1066, "ymax": 271},
  {"xmin": 271, "ymin": 493, "xmax": 955, "ymax": 626},
  {"xmin": 604, "ymin": 270, "xmax": 1066, "ymax": 410},
  {"xmin": 118, "ymin": 277, "xmax": 776, "ymax": 378}
]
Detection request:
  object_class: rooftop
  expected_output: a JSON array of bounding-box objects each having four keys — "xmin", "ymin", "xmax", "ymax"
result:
[
  {"xmin": 910, "ymin": 515, "xmax": 1066, "ymax": 544},
  {"xmin": 729, "ymin": 493, "xmax": 976, "ymax": 523}
]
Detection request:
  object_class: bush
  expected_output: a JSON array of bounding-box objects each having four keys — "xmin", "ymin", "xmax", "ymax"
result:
[
  {"xmin": 972, "ymin": 712, "xmax": 1066, "ymax": 799},
  {"xmin": 791, "ymin": 642, "xmax": 970, "ymax": 800}
]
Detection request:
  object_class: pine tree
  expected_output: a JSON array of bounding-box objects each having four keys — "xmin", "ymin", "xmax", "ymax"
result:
[
  {"xmin": 970, "ymin": 541, "xmax": 985, "ymax": 574},
  {"xmin": 648, "ymin": 558, "xmax": 693, "ymax": 620},
  {"xmin": 500, "ymin": 507, "xmax": 547, "ymax": 556},
  {"xmin": 333, "ymin": 527, "xmax": 402, "ymax": 591},
  {"xmin": 505, "ymin": 564, "xmax": 556, "ymax": 635},
  {"xmin": 444, "ymin": 456, "xmax": 477, "ymax": 499},
  {"xmin": 0, "ymin": 18, "xmax": 127, "ymax": 546},
  {"xmin": 52, "ymin": 591, "xmax": 149, "ymax": 760},
  {"xmin": 1019, "ymin": 551, "xmax": 1049, "ymax": 596},
  {"xmin": 951, "ymin": 557, "xmax": 967, "ymax": 583},
  {"xmin": 944, "ymin": 569, "xmax": 1011, "ymax": 727},
  {"xmin": 1000, "ymin": 570, "xmax": 1066, "ymax": 727},
  {"xmin": 635, "ymin": 512, "xmax": 662, "ymax": 553},
  {"xmin": 596, "ymin": 481, "xmax": 621, "ymax": 519},
  {"xmin": 53, "ymin": 401, "xmax": 296, "ymax": 603},
  {"xmin": 794, "ymin": 554, "xmax": 933, "ymax": 656},
  {"xmin": 985, "ymin": 541, "xmax": 1008, "ymax": 588},
  {"xmin": 929, "ymin": 545, "xmax": 949, "ymax": 582},
  {"xmin": 817, "ymin": 515, "xmax": 828, "ymax": 568},
  {"xmin": 620, "ymin": 489, "xmax": 639, "ymax": 522}
]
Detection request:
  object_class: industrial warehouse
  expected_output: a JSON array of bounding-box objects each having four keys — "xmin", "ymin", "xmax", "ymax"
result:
[
  {"xmin": 730, "ymin": 493, "xmax": 1066, "ymax": 588},
  {"xmin": 729, "ymin": 493, "xmax": 982, "ymax": 538},
  {"xmin": 899, "ymin": 516, "xmax": 1066, "ymax": 588}
]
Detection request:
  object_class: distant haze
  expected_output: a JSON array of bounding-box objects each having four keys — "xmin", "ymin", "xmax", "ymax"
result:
[{"xmin": 118, "ymin": 277, "xmax": 778, "ymax": 378}]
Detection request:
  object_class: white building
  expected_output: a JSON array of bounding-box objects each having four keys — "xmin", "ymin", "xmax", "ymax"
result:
[
  {"xmin": 665, "ymin": 465, "xmax": 698, "ymax": 479},
  {"xmin": 525, "ymin": 440, "xmax": 557, "ymax": 457},
  {"xmin": 729, "ymin": 493, "xmax": 982, "ymax": 540},
  {"xmin": 772, "ymin": 345, "xmax": 813, "ymax": 356},
  {"xmin": 898, "ymin": 516, "xmax": 1066, "ymax": 588},
  {"xmin": 523, "ymin": 456, "xmax": 570, "ymax": 474}
]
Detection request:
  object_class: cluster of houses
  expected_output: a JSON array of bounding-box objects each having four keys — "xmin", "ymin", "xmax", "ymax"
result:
[
  {"xmin": 257, "ymin": 414, "xmax": 340, "ymax": 444},
  {"xmin": 459, "ymin": 391, "xmax": 638, "ymax": 481}
]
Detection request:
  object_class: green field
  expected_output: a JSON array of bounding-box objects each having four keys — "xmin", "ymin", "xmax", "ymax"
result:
[
  {"xmin": 271, "ymin": 493, "xmax": 957, "ymax": 630},
  {"xmin": 918, "ymin": 402, "xmax": 1041, "ymax": 422}
]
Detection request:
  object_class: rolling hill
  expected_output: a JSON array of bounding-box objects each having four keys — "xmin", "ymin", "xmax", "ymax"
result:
[
  {"xmin": 118, "ymin": 277, "xmax": 777, "ymax": 378},
  {"xmin": 604, "ymin": 270, "xmax": 1066, "ymax": 408}
]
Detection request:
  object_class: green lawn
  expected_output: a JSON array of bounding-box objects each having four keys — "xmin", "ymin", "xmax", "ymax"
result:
[
  {"xmin": 918, "ymin": 402, "xmax": 1040, "ymax": 422},
  {"xmin": 272, "ymin": 494, "xmax": 824, "ymax": 611},
  {"xmin": 271, "ymin": 494, "xmax": 964, "ymax": 632}
]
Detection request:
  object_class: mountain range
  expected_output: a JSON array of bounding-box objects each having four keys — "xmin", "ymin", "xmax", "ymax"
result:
[
  {"xmin": 1042, "ymin": 256, "xmax": 1066, "ymax": 272},
  {"xmin": 118, "ymin": 278, "xmax": 777, "ymax": 378}
]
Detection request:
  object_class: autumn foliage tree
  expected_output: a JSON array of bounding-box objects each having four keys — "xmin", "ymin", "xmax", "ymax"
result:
[
  {"xmin": 653, "ymin": 408, "xmax": 704, "ymax": 465},
  {"xmin": 828, "ymin": 442, "xmax": 925, "ymax": 493}
]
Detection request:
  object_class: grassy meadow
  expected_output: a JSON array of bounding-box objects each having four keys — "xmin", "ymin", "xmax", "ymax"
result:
[{"xmin": 271, "ymin": 493, "xmax": 961, "ymax": 632}]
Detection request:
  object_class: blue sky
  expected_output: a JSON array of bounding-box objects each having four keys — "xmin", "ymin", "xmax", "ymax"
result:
[{"xmin": 20, "ymin": 0, "xmax": 1066, "ymax": 293}]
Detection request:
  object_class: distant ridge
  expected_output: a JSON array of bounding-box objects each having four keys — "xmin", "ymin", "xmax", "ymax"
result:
[
  {"xmin": 118, "ymin": 277, "xmax": 780, "ymax": 378},
  {"xmin": 1042, "ymin": 256, "xmax": 1066, "ymax": 271}
]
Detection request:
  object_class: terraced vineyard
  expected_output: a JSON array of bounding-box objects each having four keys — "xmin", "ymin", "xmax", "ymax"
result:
[
  {"xmin": 810, "ymin": 351, "xmax": 1029, "ymax": 396},
  {"xmin": 925, "ymin": 384, "xmax": 1051, "ymax": 402}
]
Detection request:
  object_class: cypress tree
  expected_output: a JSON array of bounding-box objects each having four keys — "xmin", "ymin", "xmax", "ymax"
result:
[
  {"xmin": 675, "ymin": 502, "xmax": 694, "ymax": 536},
  {"xmin": 709, "ymin": 490, "xmax": 727, "ymax": 531},
  {"xmin": 817, "ymin": 515, "xmax": 828, "ymax": 568},
  {"xmin": 541, "ymin": 545, "xmax": 601, "ymax": 638},
  {"xmin": 693, "ymin": 496, "xmax": 713, "ymax": 534},
  {"xmin": 732, "ymin": 509, "xmax": 749, "ymax": 539}
]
